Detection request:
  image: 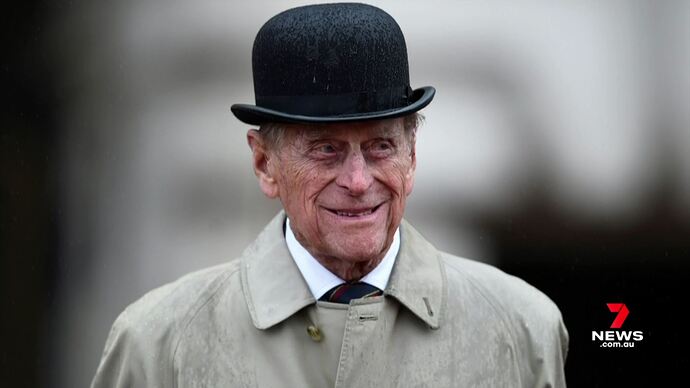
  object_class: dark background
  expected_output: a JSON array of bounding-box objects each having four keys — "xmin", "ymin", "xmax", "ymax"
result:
[
  {"xmin": 2, "ymin": 1, "xmax": 60, "ymax": 386},
  {"xmin": 2, "ymin": 1, "xmax": 688, "ymax": 387},
  {"xmin": 491, "ymin": 207, "xmax": 689, "ymax": 386}
]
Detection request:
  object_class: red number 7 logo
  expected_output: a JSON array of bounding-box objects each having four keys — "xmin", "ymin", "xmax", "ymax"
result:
[{"xmin": 607, "ymin": 303, "xmax": 629, "ymax": 329}]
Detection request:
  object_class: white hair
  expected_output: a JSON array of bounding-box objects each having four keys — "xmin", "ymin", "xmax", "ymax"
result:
[{"xmin": 259, "ymin": 113, "xmax": 424, "ymax": 152}]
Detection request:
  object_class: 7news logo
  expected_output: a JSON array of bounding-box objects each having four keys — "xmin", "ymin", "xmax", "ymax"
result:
[{"xmin": 591, "ymin": 303, "xmax": 643, "ymax": 348}]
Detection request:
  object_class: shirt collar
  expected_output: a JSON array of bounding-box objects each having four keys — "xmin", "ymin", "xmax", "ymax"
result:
[{"xmin": 285, "ymin": 217, "xmax": 400, "ymax": 299}]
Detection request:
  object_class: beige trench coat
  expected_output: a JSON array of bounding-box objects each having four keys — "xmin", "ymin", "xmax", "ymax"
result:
[{"xmin": 92, "ymin": 212, "xmax": 568, "ymax": 387}]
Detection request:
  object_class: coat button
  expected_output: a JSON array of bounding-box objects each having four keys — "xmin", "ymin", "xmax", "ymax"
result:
[{"xmin": 306, "ymin": 325, "xmax": 322, "ymax": 342}]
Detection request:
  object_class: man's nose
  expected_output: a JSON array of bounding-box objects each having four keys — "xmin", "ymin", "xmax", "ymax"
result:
[{"xmin": 335, "ymin": 151, "xmax": 373, "ymax": 195}]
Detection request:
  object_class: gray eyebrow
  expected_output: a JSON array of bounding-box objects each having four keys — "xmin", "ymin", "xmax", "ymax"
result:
[
  {"xmin": 297, "ymin": 123, "xmax": 400, "ymax": 142},
  {"xmin": 300, "ymin": 127, "xmax": 330, "ymax": 141}
]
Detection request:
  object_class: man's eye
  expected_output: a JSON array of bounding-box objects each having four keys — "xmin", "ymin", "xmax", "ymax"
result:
[
  {"xmin": 371, "ymin": 141, "xmax": 393, "ymax": 152},
  {"xmin": 375, "ymin": 142, "xmax": 391, "ymax": 150},
  {"xmin": 316, "ymin": 144, "xmax": 336, "ymax": 154}
]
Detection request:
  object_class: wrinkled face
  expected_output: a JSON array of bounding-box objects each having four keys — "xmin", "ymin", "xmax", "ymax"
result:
[{"xmin": 250, "ymin": 118, "xmax": 416, "ymax": 264}]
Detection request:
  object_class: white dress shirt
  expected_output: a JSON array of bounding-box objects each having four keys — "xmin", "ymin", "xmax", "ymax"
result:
[{"xmin": 285, "ymin": 217, "xmax": 400, "ymax": 300}]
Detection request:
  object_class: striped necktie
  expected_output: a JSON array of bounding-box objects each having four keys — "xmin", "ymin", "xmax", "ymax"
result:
[{"xmin": 319, "ymin": 282, "xmax": 383, "ymax": 304}]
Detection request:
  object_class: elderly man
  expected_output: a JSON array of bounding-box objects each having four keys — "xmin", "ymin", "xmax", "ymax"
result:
[{"xmin": 92, "ymin": 3, "xmax": 568, "ymax": 387}]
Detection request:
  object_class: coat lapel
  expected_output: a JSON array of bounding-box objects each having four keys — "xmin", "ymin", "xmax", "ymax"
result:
[
  {"xmin": 241, "ymin": 212, "xmax": 446, "ymax": 330},
  {"xmin": 386, "ymin": 220, "xmax": 446, "ymax": 329},
  {"xmin": 240, "ymin": 211, "xmax": 315, "ymax": 329}
]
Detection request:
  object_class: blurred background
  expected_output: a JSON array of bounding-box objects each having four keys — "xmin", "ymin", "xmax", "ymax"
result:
[{"xmin": 2, "ymin": 0, "xmax": 689, "ymax": 386}]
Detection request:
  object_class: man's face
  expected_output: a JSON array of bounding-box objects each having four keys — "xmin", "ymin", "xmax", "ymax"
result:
[{"xmin": 250, "ymin": 118, "xmax": 416, "ymax": 266}]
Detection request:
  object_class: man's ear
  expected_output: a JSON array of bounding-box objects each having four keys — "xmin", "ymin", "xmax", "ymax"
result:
[
  {"xmin": 404, "ymin": 140, "xmax": 416, "ymax": 197},
  {"xmin": 247, "ymin": 129, "xmax": 280, "ymax": 198}
]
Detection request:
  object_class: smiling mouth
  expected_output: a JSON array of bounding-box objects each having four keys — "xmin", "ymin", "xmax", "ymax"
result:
[{"xmin": 325, "ymin": 203, "xmax": 383, "ymax": 218}]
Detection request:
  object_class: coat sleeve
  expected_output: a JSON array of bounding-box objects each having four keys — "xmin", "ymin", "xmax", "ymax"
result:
[
  {"xmin": 531, "ymin": 308, "xmax": 569, "ymax": 388},
  {"xmin": 513, "ymin": 291, "xmax": 569, "ymax": 388},
  {"xmin": 91, "ymin": 307, "xmax": 172, "ymax": 388}
]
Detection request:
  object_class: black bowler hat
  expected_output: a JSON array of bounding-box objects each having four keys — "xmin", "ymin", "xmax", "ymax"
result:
[{"xmin": 231, "ymin": 2, "xmax": 435, "ymax": 125}]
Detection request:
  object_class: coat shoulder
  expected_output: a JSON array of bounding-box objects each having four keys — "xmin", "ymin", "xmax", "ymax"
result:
[
  {"xmin": 122, "ymin": 259, "xmax": 241, "ymax": 331},
  {"xmin": 440, "ymin": 252, "xmax": 563, "ymax": 327},
  {"xmin": 91, "ymin": 260, "xmax": 242, "ymax": 387},
  {"xmin": 439, "ymin": 252, "xmax": 569, "ymax": 386}
]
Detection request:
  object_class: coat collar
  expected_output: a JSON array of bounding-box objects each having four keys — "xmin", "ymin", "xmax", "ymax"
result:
[
  {"xmin": 240, "ymin": 211, "xmax": 446, "ymax": 330},
  {"xmin": 386, "ymin": 219, "xmax": 446, "ymax": 329}
]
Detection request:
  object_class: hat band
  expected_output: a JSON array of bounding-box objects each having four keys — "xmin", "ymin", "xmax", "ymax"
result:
[{"xmin": 256, "ymin": 85, "xmax": 413, "ymax": 117}]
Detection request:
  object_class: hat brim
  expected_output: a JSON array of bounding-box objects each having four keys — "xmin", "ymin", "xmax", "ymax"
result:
[{"xmin": 231, "ymin": 86, "xmax": 435, "ymax": 126}]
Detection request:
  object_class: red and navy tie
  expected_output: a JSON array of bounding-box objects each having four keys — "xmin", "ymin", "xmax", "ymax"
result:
[{"xmin": 319, "ymin": 282, "xmax": 383, "ymax": 304}]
